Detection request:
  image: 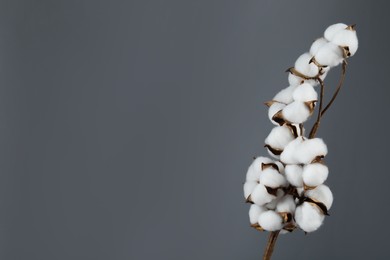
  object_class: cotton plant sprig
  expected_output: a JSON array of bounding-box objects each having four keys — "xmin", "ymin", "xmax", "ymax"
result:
[{"xmin": 243, "ymin": 23, "xmax": 358, "ymax": 260}]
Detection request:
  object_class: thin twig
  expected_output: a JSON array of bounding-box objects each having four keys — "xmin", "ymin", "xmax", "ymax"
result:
[
  {"xmin": 263, "ymin": 231, "xmax": 280, "ymax": 260},
  {"xmin": 308, "ymin": 77, "xmax": 325, "ymax": 138},
  {"xmin": 321, "ymin": 61, "xmax": 348, "ymax": 117}
]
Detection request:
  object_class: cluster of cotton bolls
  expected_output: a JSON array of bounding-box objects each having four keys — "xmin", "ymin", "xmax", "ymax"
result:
[{"xmin": 243, "ymin": 23, "xmax": 358, "ymax": 234}]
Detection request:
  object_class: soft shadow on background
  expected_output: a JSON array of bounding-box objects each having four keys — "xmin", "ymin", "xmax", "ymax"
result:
[{"xmin": 0, "ymin": 0, "xmax": 387, "ymax": 259}]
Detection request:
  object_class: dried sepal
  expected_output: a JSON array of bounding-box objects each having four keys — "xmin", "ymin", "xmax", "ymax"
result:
[
  {"xmin": 306, "ymin": 199, "xmax": 329, "ymax": 216},
  {"xmin": 246, "ymin": 195, "xmax": 254, "ymax": 204},
  {"xmin": 283, "ymin": 222, "xmax": 296, "ymax": 232},
  {"xmin": 303, "ymin": 183, "xmax": 316, "ymax": 191},
  {"xmin": 264, "ymin": 100, "xmax": 275, "ymax": 107},
  {"xmin": 286, "ymin": 67, "xmax": 318, "ymax": 81},
  {"xmin": 309, "ymin": 56, "xmax": 327, "ymax": 68},
  {"xmin": 251, "ymin": 223, "xmax": 264, "ymax": 232},
  {"xmin": 286, "ymin": 123, "xmax": 299, "ymax": 138},
  {"xmin": 311, "ymin": 156, "xmax": 325, "ymax": 164},
  {"xmin": 346, "ymin": 24, "xmax": 356, "ymax": 31},
  {"xmin": 340, "ymin": 46, "xmax": 350, "ymax": 58},
  {"xmin": 304, "ymin": 101, "xmax": 316, "ymax": 113},
  {"xmin": 265, "ymin": 186, "xmax": 279, "ymax": 196},
  {"xmin": 264, "ymin": 144, "xmax": 283, "ymax": 156},
  {"xmin": 299, "ymin": 124, "xmax": 304, "ymax": 135},
  {"xmin": 272, "ymin": 110, "xmax": 287, "ymax": 126},
  {"xmin": 278, "ymin": 212, "xmax": 293, "ymax": 223},
  {"xmin": 262, "ymin": 162, "xmax": 280, "ymax": 172}
]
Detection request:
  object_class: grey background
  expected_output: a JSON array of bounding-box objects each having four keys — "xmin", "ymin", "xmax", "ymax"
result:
[{"xmin": 0, "ymin": 0, "xmax": 387, "ymax": 259}]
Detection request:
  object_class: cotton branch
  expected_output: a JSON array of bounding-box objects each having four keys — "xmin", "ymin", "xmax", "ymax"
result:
[{"xmin": 243, "ymin": 23, "xmax": 358, "ymax": 260}]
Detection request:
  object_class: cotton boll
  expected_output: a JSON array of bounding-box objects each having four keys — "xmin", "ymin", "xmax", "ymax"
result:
[
  {"xmin": 295, "ymin": 202, "xmax": 325, "ymax": 232},
  {"xmin": 252, "ymin": 156, "xmax": 274, "ymax": 172},
  {"xmin": 268, "ymin": 102, "xmax": 286, "ymax": 125},
  {"xmin": 273, "ymin": 85, "xmax": 298, "ymax": 104},
  {"xmin": 302, "ymin": 163, "xmax": 329, "ymax": 187},
  {"xmin": 280, "ymin": 137, "xmax": 305, "ymax": 164},
  {"xmin": 293, "ymin": 83, "xmax": 318, "ymax": 102},
  {"xmin": 324, "ymin": 23, "xmax": 347, "ymax": 41},
  {"xmin": 265, "ymin": 126, "xmax": 295, "ymax": 150},
  {"xmin": 331, "ymin": 29, "xmax": 358, "ymax": 56},
  {"xmin": 314, "ymin": 42, "xmax": 344, "ymax": 67},
  {"xmin": 265, "ymin": 199, "xmax": 277, "ymax": 210},
  {"xmin": 305, "ymin": 184, "xmax": 333, "ymax": 210},
  {"xmin": 285, "ymin": 164, "xmax": 304, "ymax": 187},
  {"xmin": 295, "ymin": 138, "xmax": 328, "ymax": 164},
  {"xmin": 251, "ymin": 184, "xmax": 276, "ymax": 206},
  {"xmin": 288, "ymin": 73, "xmax": 303, "ymax": 86},
  {"xmin": 246, "ymin": 157, "xmax": 273, "ymax": 181},
  {"xmin": 245, "ymin": 165, "xmax": 256, "ymax": 182},
  {"xmin": 276, "ymin": 195, "xmax": 296, "ymax": 213},
  {"xmin": 243, "ymin": 181, "xmax": 257, "ymax": 199},
  {"xmin": 265, "ymin": 189, "xmax": 284, "ymax": 210},
  {"xmin": 259, "ymin": 168, "xmax": 287, "ymax": 188},
  {"xmin": 258, "ymin": 210, "xmax": 283, "ymax": 231},
  {"xmin": 294, "ymin": 53, "xmax": 319, "ymax": 78},
  {"xmin": 310, "ymin": 37, "xmax": 328, "ymax": 56},
  {"xmin": 282, "ymin": 101, "xmax": 311, "ymax": 124},
  {"xmin": 249, "ymin": 204, "xmax": 267, "ymax": 224}
]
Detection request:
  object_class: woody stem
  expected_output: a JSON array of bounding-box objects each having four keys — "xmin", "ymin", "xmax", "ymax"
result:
[
  {"xmin": 263, "ymin": 231, "xmax": 280, "ymax": 260},
  {"xmin": 309, "ymin": 77, "xmax": 325, "ymax": 138},
  {"xmin": 321, "ymin": 60, "xmax": 348, "ymax": 117}
]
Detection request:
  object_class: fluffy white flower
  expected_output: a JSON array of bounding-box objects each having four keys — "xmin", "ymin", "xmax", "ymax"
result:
[
  {"xmin": 305, "ymin": 184, "xmax": 333, "ymax": 210},
  {"xmin": 302, "ymin": 163, "xmax": 329, "ymax": 187},
  {"xmin": 310, "ymin": 37, "xmax": 328, "ymax": 56},
  {"xmin": 314, "ymin": 42, "xmax": 344, "ymax": 67},
  {"xmin": 243, "ymin": 181, "xmax": 257, "ymax": 199},
  {"xmin": 295, "ymin": 202, "xmax": 325, "ymax": 232},
  {"xmin": 295, "ymin": 138, "xmax": 328, "ymax": 164},
  {"xmin": 324, "ymin": 23, "xmax": 347, "ymax": 41},
  {"xmin": 251, "ymin": 183, "xmax": 276, "ymax": 206},
  {"xmin": 268, "ymin": 102, "xmax": 286, "ymax": 125},
  {"xmin": 280, "ymin": 137, "xmax": 305, "ymax": 164},
  {"xmin": 285, "ymin": 164, "xmax": 304, "ymax": 187},
  {"xmin": 273, "ymin": 85, "xmax": 298, "ymax": 104},
  {"xmin": 265, "ymin": 126, "xmax": 295, "ymax": 150},
  {"xmin": 258, "ymin": 210, "xmax": 283, "ymax": 231},
  {"xmin": 282, "ymin": 101, "xmax": 311, "ymax": 124},
  {"xmin": 331, "ymin": 28, "xmax": 358, "ymax": 57},
  {"xmin": 249, "ymin": 204, "xmax": 267, "ymax": 224},
  {"xmin": 259, "ymin": 167, "xmax": 287, "ymax": 188},
  {"xmin": 246, "ymin": 156, "xmax": 273, "ymax": 181},
  {"xmin": 276, "ymin": 195, "xmax": 296, "ymax": 213},
  {"xmin": 294, "ymin": 52, "xmax": 319, "ymax": 78},
  {"xmin": 292, "ymin": 83, "xmax": 318, "ymax": 102}
]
